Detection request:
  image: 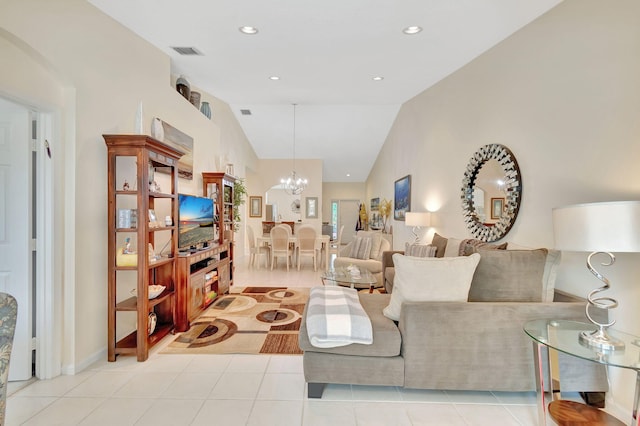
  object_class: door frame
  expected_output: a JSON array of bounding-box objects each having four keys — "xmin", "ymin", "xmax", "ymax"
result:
[{"xmin": 2, "ymin": 95, "xmax": 59, "ymax": 380}]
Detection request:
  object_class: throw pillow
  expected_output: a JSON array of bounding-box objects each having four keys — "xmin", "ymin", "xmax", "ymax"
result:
[
  {"xmin": 356, "ymin": 231, "xmax": 382, "ymax": 259},
  {"xmin": 431, "ymin": 233, "xmax": 448, "ymax": 258},
  {"xmin": 349, "ymin": 236, "xmax": 372, "ymax": 260},
  {"xmin": 467, "ymin": 248, "xmax": 548, "ymax": 302},
  {"xmin": 383, "ymin": 253, "xmax": 481, "ymax": 321},
  {"xmin": 443, "ymin": 237, "xmax": 463, "ymax": 257},
  {"xmin": 404, "ymin": 243, "xmax": 437, "ymax": 258},
  {"xmin": 461, "ymin": 239, "xmax": 508, "ymax": 256}
]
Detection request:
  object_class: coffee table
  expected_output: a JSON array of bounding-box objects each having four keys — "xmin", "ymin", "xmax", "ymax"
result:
[{"xmin": 321, "ymin": 267, "xmax": 377, "ymax": 292}]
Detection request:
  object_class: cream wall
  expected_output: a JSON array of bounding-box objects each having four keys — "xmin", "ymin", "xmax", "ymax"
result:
[
  {"xmin": 0, "ymin": 0, "xmax": 257, "ymax": 372},
  {"xmin": 367, "ymin": 0, "xmax": 640, "ymax": 415}
]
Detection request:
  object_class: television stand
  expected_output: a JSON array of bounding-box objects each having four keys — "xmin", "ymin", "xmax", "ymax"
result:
[{"xmin": 175, "ymin": 242, "xmax": 231, "ymax": 332}]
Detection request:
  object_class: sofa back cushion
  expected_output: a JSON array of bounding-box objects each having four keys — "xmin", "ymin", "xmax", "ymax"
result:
[
  {"xmin": 383, "ymin": 253, "xmax": 481, "ymax": 321},
  {"xmin": 468, "ymin": 248, "xmax": 551, "ymax": 302}
]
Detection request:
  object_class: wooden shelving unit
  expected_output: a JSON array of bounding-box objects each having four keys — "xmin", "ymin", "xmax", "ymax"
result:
[
  {"xmin": 104, "ymin": 134, "xmax": 185, "ymax": 362},
  {"xmin": 202, "ymin": 172, "xmax": 235, "ymax": 289}
]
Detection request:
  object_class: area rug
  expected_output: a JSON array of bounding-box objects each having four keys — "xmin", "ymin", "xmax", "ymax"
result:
[{"xmin": 161, "ymin": 287, "xmax": 309, "ymax": 355}]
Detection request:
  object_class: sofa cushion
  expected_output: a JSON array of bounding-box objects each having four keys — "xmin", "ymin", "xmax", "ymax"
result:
[
  {"xmin": 349, "ymin": 236, "xmax": 372, "ymax": 260},
  {"xmin": 467, "ymin": 248, "xmax": 549, "ymax": 302},
  {"xmin": 506, "ymin": 243, "xmax": 562, "ymax": 302},
  {"xmin": 383, "ymin": 253, "xmax": 481, "ymax": 321},
  {"xmin": 299, "ymin": 293, "xmax": 401, "ymax": 357},
  {"xmin": 431, "ymin": 233, "xmax": 448, "ymax": 258}
]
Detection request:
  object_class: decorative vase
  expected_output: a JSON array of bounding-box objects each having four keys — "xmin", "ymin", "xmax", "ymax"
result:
[
  {"xmin": 135, "ymin": 101, "xmax": 144, "ymax": 134},
  {"xmin": 189, "ymin": 91, "xmax": 201, "ymax": 109},
  {"xmin": 200, "ymin": 101, "xmax": 212, "ymax": 119},
  {"xmin": 151, "ymin": 117, "xmax": 164, "ymax": 141},
  {"xmin": 176, "ymin": 75, "xmax": 190, "ymax": 100},
  {"xmin": 148, "ymin": 312, "xmax": 157, "ymax": 336}
]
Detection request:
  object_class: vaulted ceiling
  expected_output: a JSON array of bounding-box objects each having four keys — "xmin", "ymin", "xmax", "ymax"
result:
[{"xmin": 89, "ymin": 0, "xmax": 562, "ymax": 182}]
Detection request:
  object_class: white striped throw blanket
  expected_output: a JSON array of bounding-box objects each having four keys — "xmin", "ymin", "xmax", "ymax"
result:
[{"xmin": 306, "ymin": 286, "xmax": 373, "ymax": 348}]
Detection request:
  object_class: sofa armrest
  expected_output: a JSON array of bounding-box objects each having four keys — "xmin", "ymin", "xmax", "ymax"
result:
[
  {"xmin": 398, "ymin": 301, "xmax": 608, "ymax": 392},
  {"xmin": 382, "ymin": 250, "xmax": 404, "ymax": 271}
]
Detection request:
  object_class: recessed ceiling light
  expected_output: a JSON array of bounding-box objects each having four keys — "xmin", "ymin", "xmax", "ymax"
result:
[
  {"xmin": 269, "ymin": 76, "xmax": 280, "ymax": 81},
  {"xmin": 372, "ymin": 76, "xmax": 384, "ymax": 81},
  {"xmin": 239, "ymin": 26, "xmax": 259, "ymax": 35},
  {"xmin": 403, "ymin": 26, "xmax": 423, "ymax": 35}
]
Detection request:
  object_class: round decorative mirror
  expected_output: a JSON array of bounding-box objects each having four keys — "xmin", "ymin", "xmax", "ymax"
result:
[{"xmin": 461, "ymin": 144, "xmax": 522, "ymax": 242}]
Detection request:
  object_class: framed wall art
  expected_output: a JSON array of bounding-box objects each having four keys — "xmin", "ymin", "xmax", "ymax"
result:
[
  {"xmin": 371, "ymin": 197, "xmax": 380, "ymax": 211},
  {"xmin": 491, "ymin": 197, "xmax": 505, "ymax": 220},
  {"xmin": 305, "ymin": 197, "xmax": 318, "ymax": 219},
  {"xmin": 249, "ymin": 196, "xmax": 262, "ymax": 218},
  {"xmin": 394, "ymin": 175, "xmax": 411, "ymax": 221}
]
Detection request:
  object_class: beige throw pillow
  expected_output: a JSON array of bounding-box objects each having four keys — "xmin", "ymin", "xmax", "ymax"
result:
[
  {"xmin": 349, "ymin": 236, "xmax": 372, "ymax": 260},
  {"xmin": 383, "ymin": 253, "xmax": 481, "ymax": 321}
]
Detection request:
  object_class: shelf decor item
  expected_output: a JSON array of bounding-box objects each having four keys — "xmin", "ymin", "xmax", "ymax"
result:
[
  {"xmin": 189, "ymin": 91, "xmax": 201, "ymax": 109},
  {"xmin": 176, "ymin": 75, "xmax": 190, "ymax": 100},
  {"xmin": 200, "ymin": 101, "xmax": 211, "ymax": 119}
]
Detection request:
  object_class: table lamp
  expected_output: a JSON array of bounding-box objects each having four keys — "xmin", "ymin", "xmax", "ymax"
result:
[
  {"xmin": 405, "ymin": 212, "xmax": 431, "ymax": 244},
  {"xmin": 552, "ymin": 201, "xmax": 640, "ymax": 351}
]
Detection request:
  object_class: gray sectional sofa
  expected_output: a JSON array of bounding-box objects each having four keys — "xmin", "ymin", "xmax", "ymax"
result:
[{"xmin": 299, "ymin": 239, "xmax": 607, "ymax": 398}]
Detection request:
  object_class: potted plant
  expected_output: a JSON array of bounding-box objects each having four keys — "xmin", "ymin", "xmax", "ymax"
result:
[{"xmin": 233, "ymin": 178, "xmax": 247, "ymax": 232}]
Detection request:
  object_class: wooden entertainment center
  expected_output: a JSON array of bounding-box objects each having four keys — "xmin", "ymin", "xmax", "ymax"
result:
[
  {"xmin": 104, "ymin": 135, "xmax": 236, "ymax": 361},
  {"xmin": 175, "ymin": 243, "xmax": 231, "ymax": 332}
]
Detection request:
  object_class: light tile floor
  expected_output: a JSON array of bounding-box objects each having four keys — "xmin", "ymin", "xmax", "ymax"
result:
[{"xmin": 5, "ymin": 255, "xmax": 590, "ymax": 425}]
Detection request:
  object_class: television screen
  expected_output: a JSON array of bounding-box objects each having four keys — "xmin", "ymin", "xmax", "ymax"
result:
[{"xmin": 178, "ymin": 194, "xmax": 215, "ymax": 250}]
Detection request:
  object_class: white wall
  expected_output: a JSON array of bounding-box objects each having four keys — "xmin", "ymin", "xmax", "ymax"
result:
[
  {"xmin": 0, "ymin": 0, "xmax": 257, "ymax": 372},
  {"xmin": 367, "ymin": 0, "xmax": 640, "ymax": 415}
]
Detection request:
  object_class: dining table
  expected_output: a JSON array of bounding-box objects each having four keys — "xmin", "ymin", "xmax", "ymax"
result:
[{"xmin": 257, "ymin": 234, "xmax": 331, "ymax": 270}]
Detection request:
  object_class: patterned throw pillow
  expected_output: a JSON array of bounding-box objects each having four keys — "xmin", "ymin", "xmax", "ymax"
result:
[
  {"xmin": 404, "ymin": 243, "xmax": 437, "ymax": 258},
  {"xmin": 349, "ymin": 236, "xmax": 372, "ymax": 260}
]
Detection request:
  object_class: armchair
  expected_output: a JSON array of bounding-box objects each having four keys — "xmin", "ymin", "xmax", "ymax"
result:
[{"xmin": 0, "ymin": 292, "xmax": 18, "ymax": 425}]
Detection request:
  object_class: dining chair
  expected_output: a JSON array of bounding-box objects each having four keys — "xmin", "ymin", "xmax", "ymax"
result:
[
  {"xmin": 0, "ymin": 292, "xmax": 18, "ymax": 426},
  {"xmin": 247, "ymin": 225, "xmax": 270, "ymax": 268},
  {"xmin": 296, "ymin": 225, "xmax": 318, "ymax": 271},
  {"xmin": 323, "ymin": 224, "xmax": 344, "ymax": 267},
  {"xmin": 270, "ymin": 224, "xmax": 293, "ymax": 271}
]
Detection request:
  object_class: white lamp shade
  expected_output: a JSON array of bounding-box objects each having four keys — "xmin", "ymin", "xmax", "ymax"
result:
[
  {"xmin": 552, "ymin": 201, "xmax": 640, "ymax": 252},
  {"xmin": 405, "ymin": 212, "xmax": 431, "ymax": 227}
]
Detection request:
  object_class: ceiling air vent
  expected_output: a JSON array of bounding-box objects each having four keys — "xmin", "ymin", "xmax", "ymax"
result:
[
  {"xmin": 240, "ymin": 109, "xmax": 252, "ymax": 116},
  {"xmin": 170, "ymin": 46, "xmax": 203, "ymax": 56}
]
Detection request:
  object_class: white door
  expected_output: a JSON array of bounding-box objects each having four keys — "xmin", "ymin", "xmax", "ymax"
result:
[
  {"xmin": 0, "ymin": 97, "xmax": 33, "ymax": 380},
  {"xmin": 338, "ymin": 200, "xmax": 360, "ymax": 244}
]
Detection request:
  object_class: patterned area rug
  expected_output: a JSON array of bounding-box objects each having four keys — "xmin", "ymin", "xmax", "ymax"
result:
[{"xmin": 161, "ymin": 287, "xmax": 309, "ymax": 355}]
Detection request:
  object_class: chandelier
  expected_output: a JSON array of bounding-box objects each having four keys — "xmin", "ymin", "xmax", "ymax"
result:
[{"xmin": 280, "ymin": 104, "xmax": 308, "ymax": 195}]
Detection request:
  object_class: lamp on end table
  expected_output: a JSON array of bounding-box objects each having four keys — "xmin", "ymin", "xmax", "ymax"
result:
[
  {"xmin": 552, "ymin": 200, "xmax": 640, "ymax": 351},
  {"xmin": 405, "ymin": 212, "xmax": 431, "ymax": 244}
]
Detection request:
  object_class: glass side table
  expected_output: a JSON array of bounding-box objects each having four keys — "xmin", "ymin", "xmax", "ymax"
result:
[{"xmin": 524, "ymin": 319, "xmax": 640, "ymax": 425}]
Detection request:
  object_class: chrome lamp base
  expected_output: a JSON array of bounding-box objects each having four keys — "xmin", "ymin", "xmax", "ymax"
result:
[
  {"xmin": 579, "ymin": 327, "xmax": 625, "ymax": 351},
  {"xmin": 578, "ymin": 251, "xmax": 625, "ymax": 351}
]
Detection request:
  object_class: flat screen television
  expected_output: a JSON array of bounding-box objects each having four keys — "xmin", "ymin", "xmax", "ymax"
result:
[{"xmin": 178, "ymin": 194, "xmax": 215, "ymax": 251}]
